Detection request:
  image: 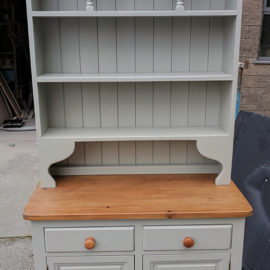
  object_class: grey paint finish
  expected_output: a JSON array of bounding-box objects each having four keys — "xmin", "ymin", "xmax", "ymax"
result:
[
  {"xmin": 32, "ymin": 0, "xmax": 237, "ymax": 11},
  {"xmin": 41, "ymin": 81, "xmax": 224, "ymax": 171},
  {"xmin": 143, "ymin": 225, "xmax": 232, "ymax": 250},
  {"xmin": 45, "ymin": 227, "xmax": 135, "ymax": 252},
  {"xmin": 30, "ymin": 218, "xmax": 245, "ymax": 270},
  {"xmin": 47, "ymin": 256, "xmax": 134, "ymax": 270},
  {"xmin": 36, "ymin": 17, "xmax": 232, "ymax": 76},
  {"xmin": 144, "ymin": 253, "xmax": 230, "ymax": 270}
]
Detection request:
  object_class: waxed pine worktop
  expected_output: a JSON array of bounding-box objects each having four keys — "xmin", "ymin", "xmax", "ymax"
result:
[{"xmin": 23, "ymin": 174, "xmax": 252, "ymax": 221}]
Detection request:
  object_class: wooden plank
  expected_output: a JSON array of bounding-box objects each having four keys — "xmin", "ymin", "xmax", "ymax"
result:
[
  {"xmin": 37, "ymin": 72, "xmax": 233, "ymax": 83},
  {"xmin": 153, "ymin": 82, "xmax": 171, "ymax": 127},
  {"xmin": 170, "ymin": 141, "xmax": 187, "ymax": 164},
  {"xmin": 116, "ymin": 0, "xmax": 134, "ymax": 10},
  {"xmin": 42, "ymin": 19, "xmax": 62, "ymax": 73},
  {"xmin": 60, "ymin": 18, "xmax": 81, "ymax": 73},
  {"xmin": 118, "ymin": 83, "xmax": 135, "ymax": 127},
  {"xmin": 119, "ymin": 142, "xmax": 136, "ymax": 165},
  {"xmin": 153, "ymin": 141, "xmax": 170, "ymax": 164},
  {"xmin": 136, "ymin": 141, "xmax": 153, "ymax": 164},
  {"xmin": 211, "ymin": 0, "xmax": 226, "ymax": 10},
  {"xmin": 154, "ymin": 18, "xmax": 172, "ymax": 72},
  {"xmin": 191, "ymin": 0, "xmax": 211, "ymax": 10},
  {"xmin": 43, "ymin": 126, "xmax": 227, "ymax": 141},
  {"xmin": 188, "ymin": 82, "xmax": 207, "ymax": 126},
  {"xmin": 102, "ymin": 142, "xmax": 119, "ymax": 165},
  {"xmin": 64, "ymin": 83, "xmax": 83, "ymax": 128},
  {"xmin": 187, "ymin": 141, "xmax": 204, "ymax": 164},
  {"xmin": 68, "ymin": 142, "xmax": 85, "ymax": 166},
  {"xmin": 208, "ymin": 17, "xmax": 224, "ymax": 72},
  {"xmin": 117, "ymin": 18, "xmax": 135, "ymax": 72},
  {"xmin": 37, "ymin": 85, "xmax": 48, "ymax": 134},
  {"xmin": 41, "ymin": 0, "xmax": 58, "ymax": 11},
  {"xmin": 78, "ymin": 0, "xmax": 88, "ymax": 11},
  {"xmin": 183, "ymin": 0, "xmax": 192, "ymax": 10},
  {"xmin": 23, "ymin": 175, "xmax": 253, "ymax": 220},
  {"xmin": 205, "ymin": 82, "xmax": 221, "ymax": 126},
  {"xmin": 32, "ymin": 10, "xmax": 238, "ymax": 16},
  {"xmin": 190, "ymin": 17, "xmax": 209, "ymax": 72},
  {"xmin": 58, "ymin": 0, "xmax": 77, "ymax": 11},
  {"xmin": 97, "ymin": 0, "xmax": 116, "ymax": 11},
  {"xmin": 135, "ymin": 0, "xmax": 154, "ymax": 10},
  {"xmin": 135, "ymin": 18, "xmax": 154, "ymax": 72},
  {"xmin": 0, "ymin": 72, "xmax": 22, "ymax": 120},
  {"xmin": 172, "ymin": 18, "xmax": 191, "ymax": 72},
  {"xmin": 47, "ymin": 83, "xmax": 65, "ymax": 128},
  {"xmin": 100, "ymin": 83, "xmax": 118, "ymax": 127},
  {"xmin": 82, "ymin": 83, "xmax": 100, "ymax": 128},
  {"xmin": 154, "ymin": 0, "xmax": 173, "ymax": 10},
  {"xmin": 79, "ymin": 18, "xmax": 98, "ymax": 73},
  {"xmin": 85, "ymin": 142, "xmax": 102, "ymax": 166},
  {"xmin": 98, "ymin": 18, "xmax": 117, "ymax": 72},
  {"xmin": 171, "ymin": 82, "xmax": 188, "ymax": 126},
  {"xmin": 136, "ymin": 83, "xmax": 153, "ymax": 126},
  {"xmin": 52, "ymin": 164, "xmax": 220, "ymax": 175}
]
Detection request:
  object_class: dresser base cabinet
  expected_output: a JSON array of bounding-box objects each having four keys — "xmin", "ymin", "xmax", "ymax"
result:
[
  {"xmin": 30, "ymin": 219, "xmax": 247, "ymax": 270},
  {"xmin": 24, "ymin": 176, "xmax": 252, "ymax": 270}
]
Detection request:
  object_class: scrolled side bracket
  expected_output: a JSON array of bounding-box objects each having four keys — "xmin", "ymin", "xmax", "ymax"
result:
[
  {"xmin": 38, "ymin": 139, "xmax": 75, "ymax": 188},
  {"xmin": 197, "ymin": 137, "xmax": 233, "ymax": 185}
]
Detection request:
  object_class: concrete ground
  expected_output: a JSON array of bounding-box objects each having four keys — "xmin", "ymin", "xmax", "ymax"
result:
[{"xmin": 0, "ymin": 130, "xmax": 38, "ymax": 270}]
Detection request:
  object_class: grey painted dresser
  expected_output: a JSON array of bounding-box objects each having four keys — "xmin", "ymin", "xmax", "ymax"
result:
[
  {"xmin": 24, "ymin": 0, "xmax": 252, "ymax": 269},
  {"xmin": 24, "ymin": 175, "xmax": 252, "ymax": 270}
]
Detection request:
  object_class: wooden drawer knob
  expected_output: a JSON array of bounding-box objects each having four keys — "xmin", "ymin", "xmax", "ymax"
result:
[
  {"xmin": 85, "ymin": 237, "xmax": 96, "ymax": 250},
  {"xmin": 183, "ymin": 237, "xmax": 194, "ymax": 248}
]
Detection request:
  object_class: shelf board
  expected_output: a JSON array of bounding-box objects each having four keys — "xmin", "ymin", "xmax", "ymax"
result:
[
  {"xmin": 37, "ymin": 72, "xmax": 233, "ymax": 83},
  {"xmin": 42, "ymin": 126, "xmax": 228, "ymax": 141},
  {"xmin": 31, "ymin": 10, "xmax": 238, "ymax": 17}
]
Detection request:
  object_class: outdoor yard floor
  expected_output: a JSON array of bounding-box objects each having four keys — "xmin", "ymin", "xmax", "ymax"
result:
[{"xmin": 0, "ymin": 130, "xmax": 38, "ymax": 270}]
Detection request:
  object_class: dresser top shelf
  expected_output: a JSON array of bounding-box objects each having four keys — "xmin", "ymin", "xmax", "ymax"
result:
[
  {"xmin": 31, "ymin": 10, "xmax": 238, "ymax": 17},
  {"xmin": 24, "ymin": 174, "xmax": 252, "ymax": 221}
]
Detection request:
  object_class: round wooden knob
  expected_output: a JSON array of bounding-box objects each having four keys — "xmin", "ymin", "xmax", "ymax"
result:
[
  {"xmin": 84, "ymin": 237, "xmax": 96, "ymax": 250},
  {"xmin": 183, "ymin": 237, "xmax": 194, "ymax": 248}
]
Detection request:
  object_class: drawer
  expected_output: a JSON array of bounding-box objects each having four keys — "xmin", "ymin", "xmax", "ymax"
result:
[
  {"xmin": 45, "ymin": 227, "xmax": 134, "ymax": 252},
  {"xmin": 143, "ymin": 225, "xmax": 232, "ymax": 251}
]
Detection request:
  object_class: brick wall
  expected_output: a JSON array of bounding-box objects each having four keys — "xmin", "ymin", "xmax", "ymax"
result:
[{"xmin": 240, "ymin": 0, "xmax": 270, "ymax": 116}]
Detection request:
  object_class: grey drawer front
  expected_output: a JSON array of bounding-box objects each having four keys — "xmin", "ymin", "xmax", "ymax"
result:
[
  {"xmin": 45, "ymin": 227, "xmax": 134, "ymax": 252},
  {"xmin": 143, "ymin": 225, "xmax": 232, "ymax": 251}
]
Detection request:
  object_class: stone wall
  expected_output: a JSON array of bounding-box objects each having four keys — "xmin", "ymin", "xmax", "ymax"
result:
[{"xmin": 240, "ymin": 0, "xmax": 270, "ymax": 116}]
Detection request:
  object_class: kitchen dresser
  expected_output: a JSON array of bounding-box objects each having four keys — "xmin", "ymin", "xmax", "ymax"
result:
[{"xmin": 24, "ymin": 0, "xmax": 252, "ymax": 269}]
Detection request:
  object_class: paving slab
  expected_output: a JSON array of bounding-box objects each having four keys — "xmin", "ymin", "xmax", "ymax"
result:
[
  {"xmin": 0, "ymin": 130, "xmax": 39, "ymax": 237},
  {"xmin": 0, "ymin": 238, "xmax": 34, "ymax": 270}
]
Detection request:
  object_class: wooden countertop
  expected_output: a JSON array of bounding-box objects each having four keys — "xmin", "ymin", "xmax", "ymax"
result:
[{"xmin": 23, "ymin": 174, "xmax": 252, "ymax": 221}]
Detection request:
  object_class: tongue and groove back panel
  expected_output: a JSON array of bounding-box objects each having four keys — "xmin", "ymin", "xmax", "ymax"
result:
[
  {"xmin": 30, "ymin": 0, "xmax": 238, "ymax": 178},
  {"xmin": 32, "ymin": 0, "xmax": 237, "ymax": 11},
  {"xmin": 34, "ymin": 16, "xmax": 235, "ymax": 75},
  {"xmin": 39, "ymin": 81, "xmax": 225, "ymax": 169}
]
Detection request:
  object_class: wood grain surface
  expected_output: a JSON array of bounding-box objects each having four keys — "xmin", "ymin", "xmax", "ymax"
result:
[{"xmin": 23, "ymin": 174, "xmax": 252, "ymax": 221}]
